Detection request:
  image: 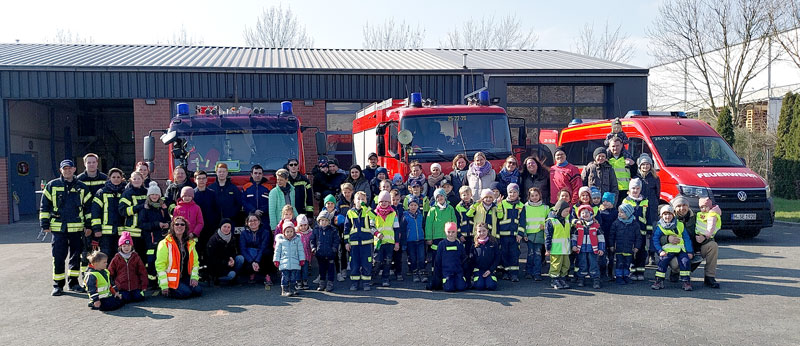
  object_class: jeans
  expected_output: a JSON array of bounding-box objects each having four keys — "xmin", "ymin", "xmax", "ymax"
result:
[
  {"xmin": 300, "ymin": 261, "xmax": 309, "ymax": 281},
  {"xmin": 169, "ymin": 282, "xmax": 202, "ymax": 299},
  {"xmin": 374, "ymin": 244, "xmax": 394, "ymax": 280},
  {"xmin": 576, "ymin": 251, "xmax": 600, "ymax": 279},
  {"xmin": 656, "ymin": 252, "xmax": 691, "ymax": 282},
  {"xmin": 120, "ymin": 289, "xmax": 145, "ymax": 303},
  {"xmin": 526, "ymin": 240, "xmax": 544, "ymax": 276},
  {"xmin": 316, "ymin": 255, "xmax": 336, "ymax": 282},
  {"xmin": 615, "ymin": 253, "xmax": 633, "ymax": 278},
  {"xmin": 406, "ymin": 241, "xmax": 426, "ymax": 273},
  {"xmin": 280, "ymin": 269, "xmax": 300, "ymax": 287},
  {"xmin": 218, "ymin": 255, "xmax": 245, "ymax": 283},
  {"xmin": 93, "ymin": 296, "xmax": 124, "ymax": 311}
]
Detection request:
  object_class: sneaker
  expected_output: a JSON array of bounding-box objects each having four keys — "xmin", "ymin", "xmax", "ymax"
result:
[
  {"xmin": 577, "ymin": 278, "xmax": 585, "ymax": 287},
  {"xmin": 651, "ymin": 279, "xmax": 665, "ymax": 290},
  {"xmin": 68, "ymin": 284, "xmax": 86, "ymax": 293},
  {"xmin": 381, "ymin": 280, "xmax": 390, "ymax": 287},
  {"xmin": 559, "ymin": 278, "xmax": 571, "ymax": 289},
  {"xmin": 592, "ymin": 279, "xmax": 601, "ymax": 289},
  {"xmin": 349, "ymin": 283, "xmax": 358, "ymax": 291},
  {"xmin": 312, "ymin": 275, "xmax": 321, "ymax": 284},
  {"xmin": 51, "ymin": 287, "xmax": 63, "ymax": 296},
  {"xmin": 421, "ymin": 276, "xmax": 429, "ymax": 283},
  {"xmin": 302, "ymin": 280, "xmax": 310, "ymax": 290},
  {"xmin": 317, "ymin": 280, "xmax": 327, "ymax": 291},
  {"xmin": 325, "ymin": 281, "xmax": 334, "ymax": 292},
  {"xmin": 281, "ymin": 287, "xmax": 291, "ymax": 297},
  {"xmin": 533, "ymin": 275, "xmax": 542, "ymax": 282},
  {"xmin": 396, "ymin": 274, "xmax": 404, "ymax": 281},
  {"xmin": 551, "ymin": 279, "xmax": 561, "ymax": 289},
  {"xmin": 524, "ymin": 273, "xmax": 533, "ymax": 280},
  {"xmin": 363, "ymin": 283, "xmax": 371, "ymax": 291},
  {"xmin": 502, "ymin": 273, "xmax": 510, "ymax": 280},
  {"xmin": 337, "ymin": 273, "xmax": 346, "ymax": 282},
  {"xmin": 704, "ymin": 277, "xmax": 720, "ymax": 288},
  {"xmin": 412, "ymin": 274, "xmax": 421, "ymax": 283},
  {"xmin": 638, "ymin": 274, "xmax": 646, "ymax": 281},
  {"xmin": 682, "ymin": 281, "xmax": 693, "ymax": 291}
]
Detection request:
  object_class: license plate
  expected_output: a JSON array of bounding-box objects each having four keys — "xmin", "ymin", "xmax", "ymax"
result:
[{"xmin": 731, "ymin": 213, "xmax": 757, "ymax": 220}]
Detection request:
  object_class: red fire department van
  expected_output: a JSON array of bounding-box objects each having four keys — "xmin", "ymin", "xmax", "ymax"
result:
[
  {"xmin": 352, "ymin": 92, "xmax": 523, "ymax": 177},
  {"xmin": 558, "ymin": 110, "xmax": 773, "ymax": 239}
]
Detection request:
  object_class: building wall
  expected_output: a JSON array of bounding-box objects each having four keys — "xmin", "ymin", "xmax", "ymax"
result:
[
  {"xmin": 133, "ymin": 99, "xmax": 171, "ymax": 184},
  {"xmin": 8, "ymin": 101, "xmax": 79, "ymax": 182},
  {"xmin": 0, "ymin": 157, "xmax": 7, "ymax": 224},
  {"xmin": 292, "ymin": 100, "xmax": 326, "ymax": 174}
]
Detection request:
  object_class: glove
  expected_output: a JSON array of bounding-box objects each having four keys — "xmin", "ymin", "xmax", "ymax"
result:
[
  {"xmin": 91, "ymin": 240, "xmax": 100, "ymax": 248},
  {"xmin": 336, "ymin": 215, "xmax": 346, "ymax": 225},
  {"xmin": 300, "ymin": 260, "xmax": 306, "ymax": 267},
  {"xmin": 274, "ymin": 261, "xmax": 280, "ymax": 268}
]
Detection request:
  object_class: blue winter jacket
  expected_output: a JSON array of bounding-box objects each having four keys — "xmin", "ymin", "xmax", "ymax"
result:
[
  {"xmin": 434, "ymin": 239, "xmax": 466, "ymax": 277},
  {"xmin": 243, "ymin": 177, "xmax": 270, "ymax": 215},
  {"xmin": 209, "ymin": 178, "xmax": 243, "ymax": 220},
  {"xmin": 402, "ymin": 210, "xmax": 425, "ymax": 244},
  {"xmin": 596, "ymin": 208, "xmax": 616, "ymax": 238},
  {"xmin": 239, "ymin": 226, "xmax": 270, "ymax": 263},
  {"xmin": 608, "ymin": 219, "xmax": 641, "ymax": 255},
  {"xmin": 652, "ymin": 221, "xmax": 693, "ymax": 254},
  {"xmin": 472, "ymin": 238, "xmax": 501, "ymax": 273},
  {"xmin": 311, "ymin": 224, "xmax": 340, "ymax": 258},
  {"xmin": 273, "ymin": 234, "xmax": 306, "ymax": 271}
]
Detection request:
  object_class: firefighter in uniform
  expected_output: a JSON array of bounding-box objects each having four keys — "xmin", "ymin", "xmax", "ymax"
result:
[
  {"xmin": 40, "ymin": 159, "xmax": 92, "ymax": 296},
  {"xmin": 287, "ymin": 158, "xmax": 314, "ymax": 219},
  {"xmin": 76, "ymin": 153, "xmax": 107, "ymax": 276},
  {"xmin": 343, "ymin": 191, "xmax": 375, "ymax": 291},
  {"xmin": 90, "ymin": 168, "xmax": 125, "ymax": 258},
  {"xmin": 496, "ymin": 183, "xmax": 525, "ymax": 282}
]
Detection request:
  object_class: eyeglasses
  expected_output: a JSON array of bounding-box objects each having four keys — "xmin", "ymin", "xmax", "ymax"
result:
[
  {"xmin": 288, "ymin": 163, "xmax": 298, "ymax": 166},
  {"xmin": 174, "ymin": 223, "xmax": 186, "ymax": 226}
]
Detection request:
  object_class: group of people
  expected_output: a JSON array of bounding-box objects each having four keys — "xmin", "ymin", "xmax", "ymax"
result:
[{"xmin": 41, "ymin": 120, "xmax": 722, "ymax": 311}]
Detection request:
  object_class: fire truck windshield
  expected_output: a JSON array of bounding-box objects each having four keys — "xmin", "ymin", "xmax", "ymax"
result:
[
  {"xmin": 179, "ymin": 130, "xmax": 299, "ymax": 174},
  {"xmin": 651, "ymin": 135, "xmax": 744, "ymax": 167},
  {"xmin": 401, "ymin": 113, "xmax": 512, "ymax": 161}
]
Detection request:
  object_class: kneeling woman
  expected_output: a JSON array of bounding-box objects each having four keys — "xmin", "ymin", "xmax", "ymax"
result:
[{"xmin": 155, "ymin": 216, "xmax": 202, "ymax": 298}]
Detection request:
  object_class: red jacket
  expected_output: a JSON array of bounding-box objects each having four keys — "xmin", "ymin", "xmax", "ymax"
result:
[
  {"xmin": 108, "ymin": 251, "xmax": 148, "ymax": 292},
  {"xmin": 173, "ymin": 199, "xmax": 204, "ymax": 237},
  {"xmin": 549, "ymin": 163, "xmax": 582, "ymax": 205}
]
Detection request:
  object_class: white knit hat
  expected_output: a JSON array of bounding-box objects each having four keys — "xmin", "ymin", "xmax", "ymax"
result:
[{"xmin": 146, "ymin": 181, "xmax": 161, "ymax": 197}]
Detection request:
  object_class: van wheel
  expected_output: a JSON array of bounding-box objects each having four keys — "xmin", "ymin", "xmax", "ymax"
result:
[{"xmin": 732, "ymin": 228, "xmax": 761, "ymax": 239}]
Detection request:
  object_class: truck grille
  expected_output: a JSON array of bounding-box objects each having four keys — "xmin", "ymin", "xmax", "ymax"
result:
[{"xmin": 711, "ymin": 189, "xmax": 767, "ymax": 204}]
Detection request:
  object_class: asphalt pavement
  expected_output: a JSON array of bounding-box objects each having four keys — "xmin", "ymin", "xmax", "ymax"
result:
[{"xmin": 1, "ymin": 219, "xmax": 798, "ymax": 345}]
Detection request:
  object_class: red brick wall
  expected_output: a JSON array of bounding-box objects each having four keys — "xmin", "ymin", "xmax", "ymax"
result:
[
  {"xmin": 0, "ymin": 157, "xmax": 9, "ymax": 224},
  {"xmin": 293, "ymin": 100, "xmax": 327, "ymax": 174},
  {"xmin": 133, "ymin": 99, "xmax": 171, "ymax": 184}
]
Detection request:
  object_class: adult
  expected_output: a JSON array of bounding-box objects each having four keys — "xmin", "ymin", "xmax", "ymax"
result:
[
  {"xmin": 581, "ymin": 147, "xmax": 618, "ymax": 199},
  {"xmin": 206, "ymin": 219, "xmax": 244, "ymax": 285},
  {"xmin": 138, "ymin": 181, "xmax": 170, "ymax": 289},
  {"xmin": 448, "ymin": 154, "xmax": 469, "ymax": 195},
  {"xmin": 90, "ymin": 168, "xmax": 126, "ymax": 258},
  {"xmin": 209, "ymin": 163, "xmax": 243, "ymax": 225},
  {"xmin": 325, "ymin": 159, "xmax": 348, "ymax": 197},
  {"xmin": 76, "ymin": 153, "xmax": 108, "ymax": 197},
  {"xmin": 135, "ymin": 161, "xmax": 153, "ymax": 188},
  {"xmin": 466, "ymin": 152, "xmax": 496, "ymax": 202},
  {"xmin": 665, "ymin": 197, "xmax": 720, "ymax": 288},
  {"xmin": 239, "ymin": 213, "xmax": 275, "ymax": 286},
  {"xmin": 520, "ymin": 155, "xmax": 550, "ymax": 204},
  {"xmin": 41, "ymin": 159, "xmax": 92, "ymax": 296},
  {"xmin": 426, "ymin": 163, "xmax": 447, "ymax": 198},
  {"xmin": 155, "ymin": 215, "xmax": 202, "ymax": 299},
  {"xmin": 164, "ymin": 165, "xmax": 196, "ymax": 210},
  {"xmin": 495, "ymin": 155, "xmax": 520, "ymax": 197},
  {"xmin": 193, "ymin": 170, "xmax": 221, "ymax": 261},
  {"xmin": 549, "ymin": 148, "xmax": 582, "ymax": 205},
  {"xmin": 286, "ymin": 158, "xmax": 314, "ymax": 219},
  {"xmin": 362, "ymin": 152, "xmax": 380, "ymax": 182},
  {"xmin": 312, "ymin": 157, "xmax": 331, "ymax": 208},
  {"xmin": 268, "ymin": 169, "xmax": 298, "ymax": 230},
  {"xmin": 346, "ymin": 164, "xmax": 372, "ymax": 203},
  {"xmin": 119, "ymin": 171, "xmax": 148, "ymax": 258},
  {"xmin": 242, "ymin": 165, "xmax": 271, "ymax": 225},
  {"xmin": 607, "ymin": 136, "xmax": 635, "ymax": 204}
]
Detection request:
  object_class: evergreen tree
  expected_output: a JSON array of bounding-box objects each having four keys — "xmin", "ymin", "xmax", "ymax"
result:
[{"xmin": 716, "ymin": 106, "xmax": 735, "ymax": 146}]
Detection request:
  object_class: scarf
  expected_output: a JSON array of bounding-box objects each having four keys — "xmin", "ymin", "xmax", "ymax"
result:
[
  {"xmin": 217, "ymin": 229, "xmax": 232, "ymax": 243},
  {"xmin": 436, "ymin": 202, "xmax": 448, "ymax": 210},
  {"xmin": 481, "ymin": 202, "xmax": 494, "ymax": 211},
  {"xmin": 470, "ymin": 161, "xmax": 493, "ymax": 178},
  {"xmin": 375, "ymin": 205, "xmax": 394, "ymax": 219},
  {"xmin": 427, "ymin": 173, "xmax": 445, "ymax": 188},
  {"xmin": 119, "ymin": 251, "xmax": 132, "ymax": 260},
  {"xmin": 477, "ymin": 236, "xmax": 489, "ymax": 245},
  {"xmin": 498, "ymin": 168, "xmax": 520, "ymax": 184},
  {"xmin": 658, "ymin": 218, "xmax": 677, "ymax": 230},
  {"xmin": 627, "ymin": 194, "xmax": 643, "ymax": 202},
  {"xmin": 104, "ymin": 181, "xmax": 125, "ymax": 194},
  {"xmin": 279, "ymin": 184, "xmax": 291, "ymax": 206},
  {"xmin": 526, "ymin": 200, "xmax": 542, "ymax": 207},
  {"xmin": 407, "ymin": 173, "xmax": 426, "ymax": 187},
  {"xmin": 557, "ymin": 161, "xmax": 569, "ymax": 167},
  {"xmin": 619, "ymin": 212, "xmax": 635, "ymax": 225}
]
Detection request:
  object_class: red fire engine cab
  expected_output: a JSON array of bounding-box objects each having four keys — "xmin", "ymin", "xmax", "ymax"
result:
[{"xmin": 352, "ymin": 92, "xmax": 521, "ymax": 177}]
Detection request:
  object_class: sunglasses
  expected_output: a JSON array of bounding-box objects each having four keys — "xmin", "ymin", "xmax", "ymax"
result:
[
  {"xmin": 288, "ymin": 163, "xmax": 298, "ymax": 166},
  {"xmin": 174, "ymin": 223, "xmax": 186, "ymax": 226},
  {"xmin": 507, "ymin": 161, "xmax": 517, "ymax": 165}
]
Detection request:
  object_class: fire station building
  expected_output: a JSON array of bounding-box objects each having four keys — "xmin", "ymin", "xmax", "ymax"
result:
[{"xmin": 0, "ymin": 44, "xmax": 647, "ymax": 223}]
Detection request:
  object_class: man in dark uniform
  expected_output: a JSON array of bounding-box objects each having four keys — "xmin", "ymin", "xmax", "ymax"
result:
[{"xmin": 75, "ymin": 153, "xmax": 107, "ymax": 276}]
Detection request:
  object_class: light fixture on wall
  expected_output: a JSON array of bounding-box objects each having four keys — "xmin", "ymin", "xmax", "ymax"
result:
[
  {"xmin": 145, "ymin": 99, "xmax": 157, "ymax": 105},
  {"xmin": 304, "ymin": 100, "xmax": 314, "ymax": 107}
]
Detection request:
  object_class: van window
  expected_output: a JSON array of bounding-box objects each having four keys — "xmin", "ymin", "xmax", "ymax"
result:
[
  {"xmin": 628, "ymin": 137, "xmax": 652, "ymax": 160},
  {"xmin": 561, "ymin": 139, "xmax": 606, "ymax": 167},
  {"xmin": 651, "ymin": 136, "xmax": 743, "ymax": 167}
]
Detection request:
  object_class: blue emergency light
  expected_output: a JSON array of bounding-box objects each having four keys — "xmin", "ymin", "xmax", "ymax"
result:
[
  {"xmin": 479, "ymin": 90, "xmax": 490, "ymax": 106},
  {"xmin": 410, "ymin": 92, "xmax": 423, "ymax": 107},
  {"xmin": 176, "ymin": 103, "xmax": 190, "ymax": 116},
  {"xmin": 281, "ymin": 101, "xmax": 293, "ymax": 115},
  {"xmin": 626, "ymin": 110, "xmax": 687, "ymax": 118}
]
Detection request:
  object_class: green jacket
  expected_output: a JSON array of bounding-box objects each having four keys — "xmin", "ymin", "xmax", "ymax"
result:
[{"xmin": 425, "ymin": 203, "xmax": 457, "ymax": 241}]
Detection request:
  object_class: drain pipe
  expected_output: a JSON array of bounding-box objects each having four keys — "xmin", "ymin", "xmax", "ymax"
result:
[{"xmin": 461, "ymin": 53, "xmax": 467, "ymax": 104}]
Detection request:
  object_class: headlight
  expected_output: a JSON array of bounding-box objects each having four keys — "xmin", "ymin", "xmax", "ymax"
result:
[
  {"xmin": 766, "ymin": 185, "xmax": 771, "ymax": 199},
  {"xmin": 679, "ymin": 185, "xmax": 709, "ymax": 198}
]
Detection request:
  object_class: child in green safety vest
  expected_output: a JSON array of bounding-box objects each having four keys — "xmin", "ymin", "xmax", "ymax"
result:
[
  {"xmin": 545, "ymin": 200, "xmax": 573, "ymax": 290},
  {"xmin": 651, "ymin": 205, "xmax": 694, "ymax": 291},
  {"xmin": 84, "ymin": 251, "xmax": 124, "ymax": 311},
  {"xmin": 372, "ymin": 191, "xmax": 400, "ymax": 287},
  {"xmin": 622, "ymin": 178, "xmax": 649, "ymax": 281},
  {"xmin": 524, "ymin": 187, "xmax": 549, "ymax": 281}
]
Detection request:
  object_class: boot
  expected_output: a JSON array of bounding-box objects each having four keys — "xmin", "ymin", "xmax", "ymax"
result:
[
  {"xmin": 559, "ymin": 278, "xmax": 571, "ymax": 289},
  {"xmin": 363, "ymin": 283, "xmax": 371, "ymax": 291},
  {"xmin": 651, "ymin": 278, "xmax": 665, "ymax": 290},
  {"xmin": 683, "ymin": 281, "xmax": 693, "ymax": 291},
  {"xmin": 68, "ymin": 284, "xmax": 86, "ymax": 293},
  {"xmin": 704, "ymin": 276, "xmax": 720, "ymax": 288},
  {"xmin": 510, "ymin": 275, "xmax": 519, "ymax": 282},
  {"xmin": 412, "ymin": 271, "xmax": 421, "ymax": 283},
  {"xmin": 551, "ymin": 278, "xmax": 561, "ymax": 289},
  {"xmin": 281, "ymin": 286, "xmax": 291, "ymax": 297},
  {"xmin": 290, "ymin": 284, "xmax": 299, "ymax": 296},
  {"xmin": 396, "ymin": 274, "xmax": 404, "ymax": 281},
  {"xmin": 577, "ymin": 278, "xmax": 585, "ymax": 287},
  {"xmin": 325, "ymin": 281, "xmax": 334, "ymax": 292},
  {"xmin": 381, "ymin": 279, "xmax": 390, "ymax": 287},
  {"xmin": 349, "ymin": 283, "xmax": 358, "ymax": 291},
  {"xmin": 592, "ymin": 278, "xmax": 601, "ymax": 289},
  {"xmin": 337, "ymin": 271, "xmax": 346, "ymax": 282},
  {"xmin": 51, "ymin": 287, "xmax": 63, "ymax": 296},
  {"xmin": 317, "ymin": 280, "xmax": 327, "ymax": 291},
  {"xmin": 421, "ymin": 273, "xmax": 429, "ymax": 283}
]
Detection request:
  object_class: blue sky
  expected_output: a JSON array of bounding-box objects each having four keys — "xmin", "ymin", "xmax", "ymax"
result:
[{"xmin": 1, "ymin": 0, "xmax": 661, "ymax": 67}]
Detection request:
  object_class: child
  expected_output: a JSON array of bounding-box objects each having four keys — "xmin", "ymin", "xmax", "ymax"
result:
[
  {"xmin": 172, "ymin": 186, "xmax": 204, "ymax": 239},
  {"xmin": 372, "ymin": 191, "xmax": 401, "ymax": 287},
  {"xmin": 344, "ymin": 191, "xmax": 375, "ymax": 291},
  {"xmin": 442, "ymin": 179, "xmax": 460, "ymax": 206},
  {"xmin": 323, "ymin": 194, "xmax": 347, "ymax": 283},
  {"xmin": 402, "ymin": 196, "xmax": 426, "ymax": 283},
  {"xmin": 596, "ymin": 192, "xmax": 617, "ymax": 281},
  {"xmin": 523, "ymin": 187, "xmax": 549, "ymax": 281},
  {"xmin": 603, "ymin": 118, "xmax": 632, "ymax": 159},
  {"xmin": 389, "ymin": 189, "xmax": 405, "ymax": 281},
  {"xmin": 696, "ymin": 197, "xmax": 722, "ymax": 244},
  {"xmin": 433, "ymin": 222, "xmax": 467, "ymax": 292},
  {"xmin": 296, "ymin": 214, "xmax": 313, "ymax": 290},
  {"xmin": 370, "ymin": 167, "xmax": 389, "ymax": 197},
  {"xmin": 407, "ymin": 161, "xmax": 427, "ymax": 197},
  {"xmin": 545, "ymin": 200, "xmax": 572, "ymax": 289},
  {"xmin": 572, "ymin": 186, "xmax": 597, "ymax": 220},
  {"xmin": 84, "ymin": 251, "xmax": 124, "ymax": 311},
  {"xmin": 426, "ymin": 188, "xmax": 458, "ymax": 280},
  {"xmin": 551, "ymin": 188, "xmax": 573, "ymax": 216},
  {"xmin": 274, "ymin": 204, "xmax": 296, "ymax": 247},
  {"xmin": 489, "ymin": 182, "xmax": 503, "ymax": 203},
  {"xmin": 454, "ymin": 186, "xmax": 475, "ymax": 281},
  {"xmin": 590, "ymin": 187, "xmax": 602, "ymax": 207},
  {"xmin": 608, "ymin": 203, "xmax": 640, "ymax": 285},
  {"xmin": 311, "ymin": 211, "xmax": 340, "ymax": 292},
  {"xmin": 373, "ymin": 179, "xmax": 393, "ymax": 207},
  {"xmin": 636, "ymin": 153, "xmax": 660, "ymax": 265},
  {"xmin": 108, "ymin": 232, "xmax": 148, "ymax": 303},
  {"xmin": 472, "ymin": 223, "xmax": 500, "ymax": 290},
  {"xmin": 651, "ymin": 205, "xmax": 694, "ymax": 291},
  {"xmin": 273, "ymin": 221, "xmax": 306, "ymax": 297},
  {"xmin": 571, "ymin": 205, "xmax": 605, "ymax": 289},
  {"xmin": 337, "ymin": 183, "xmax": 355, "ymax": 215},
  {"xmin": 392, "ymin": 173, "xmax": 407, "ymax": 195},
  {"xmin": 138, "ymin": 181, "xmax": 170, "ymax": 290},
  {"xmin": 622, "ymin": 178, "xmax": 649, "ymax": 280},
  {"xmin": 404, "ymin": 180, "xmax": 430, "ymax": 214},
  {"xmin": 497, "ymin": 183, "xmax": 524, "ymax": 282}
]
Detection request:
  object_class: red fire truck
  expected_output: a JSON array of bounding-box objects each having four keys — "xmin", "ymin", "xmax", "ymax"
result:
[
  {"xmin": 143, "ymin": 101, "xmax": 325, "ymax": 187},
  {"xmin": 352, "ymin": 92, "xmax": 525, "ymax": 177}
]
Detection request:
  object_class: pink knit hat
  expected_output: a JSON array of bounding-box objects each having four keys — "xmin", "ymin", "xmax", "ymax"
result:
[
  {"xmin": 118, "ymin": 231, "xmax": 133, "ymax": 247},
  {"xmin": 378, "ymin": 190, "xmax": 391, "ymax": 203},
  {"xmin": 180, "ymin": 186, "xmax": 194, "ymax": 198},
  {"xmin": 698, "ymin": 197, "xmax": 713, "ymax": 209},
  {"xmin": 445, "ymin": 222, "xmax": 457, "ymax": 232}
]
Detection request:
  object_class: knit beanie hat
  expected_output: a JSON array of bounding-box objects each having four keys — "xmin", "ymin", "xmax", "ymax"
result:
[
  {"xmin": 118, "ymin": 231, "xmax": 133, "ymax": 247},
  {"xmin": 317, "ymin": 210, "xmax": 331, "ymax": 221},
  {"xmin": 431, "ymin": 163, "xmax": 442, "ymax": 171},
  {"xmin": 593, "ymin": 147, "xmax": 606, "ymax": 159},
  {"xmin": 376, "ymin": 167, "xmax": 388, "ymax": 177},
  {"xmin": 147, "ymin": 181, "xmax": 162, "ymax": 197},
  {"xmin": 507, "ymin": 183, "xmax": 520, "ymax": 194},
  {"xmin": 637, "ymin": 153, "xmax": 654, "ymax": 167},
  {"xmin": 406, "ymin": 195, "xmax": 420, "ymax": 206},
  {"xmin": 180, "ymin": 186, "xmax": 194, "ymax": 198},
  {"xmin": 578, "ymin": 186, "xmax": 591, "ymax": 197},
  {"xmin": 602, "ymin": 192, "xmax": 616, "ymax": 205},
  {"xmin": 378, "ymin": 191, "xmax": 391, "ymax": 203},
  {"xmin": 282, "ymin": 221, "xmax": 295, "ymax": 232},
  {"xmin": 480, "ymin": 189, "xmax": 493, "ymax": 199},
  {"xmin": 671, "ymin": 196, "xmax": 689, "ymax": 208},
  {"xmin": 434, "ymin": 188, "xmax": 446, "ymax": 199},
  {"xmin": 629, "ymin": 178, "xmax": 643, "ymax": 189},
  {"xmin": 698, "ymin": 197, "xmax": 713, "ymax": 209},
  {"xmin": 296, "ymin": 214, "xmax": 309, "ymax": 226},
  {"xmin": 619, "ymin": 203, "xmax": 634, "ymax": 218},
  {"xmin": 660, "ymin": 204, "xmax": 675, "ymax": 216},
  {"xmin": 324, "ymin": 194, "xmax": 336, "ymax": 205},
  {"xmin": 219, "ymin": 218, "xmax": 233, "ymax": 229},
  {"xmin": 444, "ymin": 222, "xmax": 457, "ymax": 232},
  {"xmin": 553, "ymin": 200, "xmax": 570, "ymax": 216},
  {"xmin": 590, "ymin": 186, "xmax": 601, "ymax": 199},
  {"xmin": 489, "ymin": 181, "xmax": 501, "ymax": 191}
]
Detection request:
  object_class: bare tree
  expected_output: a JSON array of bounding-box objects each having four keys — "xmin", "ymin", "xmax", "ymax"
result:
[
  {"xmin": 648, "ymin": 0, "xmax": 773, "ymax": 125},
  {"xmin": 166, "ymin": 25, "xmax": 204, "ymax": 46},
  {"xmin": 439, "ymin": 14, "xmax": 538, "ymax": 50},
  {"xmin": 573, "ymin": 21, "xmax": 634, "ymax": 63},
  {"xmin": 47, "ymin": 29, "xmax": 93, "ymax": 44},
  {"xmin": 362, "ymin": 19, "xmax": 425, "ymax": 49},
  {"xmin": 768, "ymin": 0, "xmax": 800, "ymax": 69},
  {"xmin": 243, "ymin": 4, "xmax": 313, "ymax": 48}
]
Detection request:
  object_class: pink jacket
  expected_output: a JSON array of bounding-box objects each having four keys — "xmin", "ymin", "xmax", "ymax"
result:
[
  {"xmin": 297, "ymin": 228, "xmax": 313, "ymax": 261},
  {"xmin": 550, "ymin": 163, "xmax": 582, "ymax": 205},
  {"xmin": 173, "ymin": 200, "xmax": 204, "ymax": 237}
]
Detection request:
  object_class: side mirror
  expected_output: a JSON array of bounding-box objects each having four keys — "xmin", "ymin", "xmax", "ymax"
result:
[
  {"xmin": 377, "ymin": 134, "xmax": 386, "ymax": 157},
  {"xmin": 739, "ymin": 156, "xmax": 747, "ymax": 166},
  {"xmin": 143, "ymin": 136, "xmax": 155, "ymax": 162},
  {"xmin": 518, "ymin": 127, "xmax": 527, "ymax": 146},
  {"xmin": 315, "ymin": 132, "xmax": 327, "ymax": 156}
]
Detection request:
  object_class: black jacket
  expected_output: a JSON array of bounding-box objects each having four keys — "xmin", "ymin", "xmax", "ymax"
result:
[
  {"xmin": 209, "ymin": 178, "xmax": 243, "ymax": 220},
  {"xmin": 40, "ymin": 177, "xmax": 92, "ymax": 231},
  {"xmin": 77, "ymin": 171, "xmax": 108, "ymax": 197},
  {"xmin": 138, "ymin": 199, "xmax": 170, "ymax": 238},
  {"xmin": 288, "ymin": 172, "xmax": 314, "ymax": 217},
  {"xmin": 91, "ymin": 181, "xmax": 125, "ymax": 235},
  {"xmin": 520, "ymin": 168, "xmax": 550, "ymax": 204},
  {"xmin": 206, "ymin": 231, "xmax": 240, "ymax": 278},
  {"xmin": 164, "ymin": 179, "xmax": 197, "ymax": 208}
]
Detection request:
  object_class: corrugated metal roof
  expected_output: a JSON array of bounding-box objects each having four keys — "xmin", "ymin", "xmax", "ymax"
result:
[{"xmin": 0, "ymin": 44, "xmax": 645, "ymax": 72}]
